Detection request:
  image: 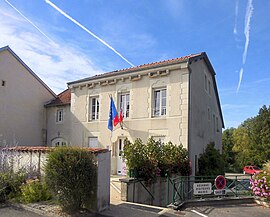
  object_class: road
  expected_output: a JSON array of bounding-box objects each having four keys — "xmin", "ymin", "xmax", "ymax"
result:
[
  {"xmin": 182, "ymin": 204, "xmax": 270, "ymax": 217},
  {"xmin": 0, "ymin": 203, "xmax": 41, "ymax": 217}
]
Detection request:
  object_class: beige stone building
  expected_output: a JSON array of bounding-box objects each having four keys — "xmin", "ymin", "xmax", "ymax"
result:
[
  {"xmin": 67, "ymin": 52, "xmax": 224, "ymax": 175},
  {"xmin": 0, "ymin": 46, "xmax": 56, "ymax": 146},
  {"xmin": 0, "ymin": 46, "xmax": 224, "ymax": 175},
  {"xmin": 45, "ymin": 89, "xmax": 71, "ymax": 146}
]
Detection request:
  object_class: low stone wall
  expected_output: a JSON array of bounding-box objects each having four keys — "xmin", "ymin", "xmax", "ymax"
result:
[
  {"xmin": 0, "ymin": 146, "xmax": 111, "ymax": 212},
  {"xmin": 120, "ymin": 177, "xmax": 174, "ymax": 207}
]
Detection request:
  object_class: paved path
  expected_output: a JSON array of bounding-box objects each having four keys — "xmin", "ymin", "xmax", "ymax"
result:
[
  {"xmin": 0, "ymin": 203, "xmax": 41, "ymax": 217},
  {"xmin": 106, "ymin": 176, "xmax": 182, "ymax": 217},
  {"xmin": 183, "ymin": 204, "xmax": 270, "ymax": 217}
]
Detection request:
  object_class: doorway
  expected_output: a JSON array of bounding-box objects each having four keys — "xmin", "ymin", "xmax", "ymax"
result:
[{"xmin": 116, "ymin": 138, "xmax": 127, "ymax": 175}]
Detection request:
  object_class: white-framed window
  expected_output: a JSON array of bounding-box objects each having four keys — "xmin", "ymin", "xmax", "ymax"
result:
[
  {"xmin": 213, "ymin": 114, "xmax": 216, "ymax": 133},
  {"xmin": 153, "ymin": 88, "xmax": 166, "ymax": 117},
  {"xmin": 89, "ymin": 96, "xmax": 99, "ymax": 121},
  {"xmin": 88, "ymin": 137, "xmax": 98, "ymax": 148},
  {"xmin": 152, "ymin": 136, "xmax": 165, "ymax": 144},
  {"xmin": 204, "ymin": 75, "xmax": 207, "ymax": 91},
  {"xmin": 56, "ymin": 109, "xmax": 63, "ymax": 122},
  {"xmin": 208, "ymin": 80, "xmax": 211, "ymax": 95},
  {"xmin": 52, "ymin": 138, "xmax": 67, "ymax": 147},
  {"xmin": 119, "ymin": 92, "xmax": 130, "ymax": 118},
  {"xmin": 216, "ymin": 116, "xmax": 219, "ymax": 132}
]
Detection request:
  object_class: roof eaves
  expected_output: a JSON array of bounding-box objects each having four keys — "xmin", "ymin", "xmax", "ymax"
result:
[
  {"xmin": 67, "ymin": 55, "xmax": 199, "ymax": 86},
  {"xmin": 45, "ymin": 102, "xmax": 71, "ymax": 108}
]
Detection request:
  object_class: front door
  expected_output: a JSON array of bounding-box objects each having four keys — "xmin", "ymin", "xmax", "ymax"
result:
[{"xmin": 117, "ymin": 138, "xmax": 126, "ymax": 175}]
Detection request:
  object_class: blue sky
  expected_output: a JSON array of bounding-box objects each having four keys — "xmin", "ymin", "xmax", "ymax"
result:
[{"xmin": 0, "ymin": 0, "xmax": 269, "ymax": 128}]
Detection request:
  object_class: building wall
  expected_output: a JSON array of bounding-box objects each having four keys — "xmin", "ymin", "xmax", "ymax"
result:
[
  {"xmin": 189, "ymin": 58, "xmax": 223, "ymax": 174},
  {"xmin": 69, "ymin": 62, "xmax": 190, "ymax": 174},
  {"xmin": 0, "ymin": 49, "xmax": 55, "ymax": 146},
  {"xmin": 46, "ymin": 105, "xmax": 71, "ymax": 146}
]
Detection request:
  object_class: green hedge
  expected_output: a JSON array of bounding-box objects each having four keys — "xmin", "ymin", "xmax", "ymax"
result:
[
  {"xmin": 122, "ymin": 138, "xmax": 191, "ymax": 184},
  {"xmin": 45, "ymin": 147, "xmax": 97, "ymax": 211}
]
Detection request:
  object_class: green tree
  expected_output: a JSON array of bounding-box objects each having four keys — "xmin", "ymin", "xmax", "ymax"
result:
[
  {"xmin": 222, "ymin": 128, "xmax": 236, "ymax": 171},
  {"xmin": 232, "ymin": 105, "xmax": 270, "ymax": 169},
  {"xmin": 197, "ymin": 142, "xmax": 224, "ymax": 176}
]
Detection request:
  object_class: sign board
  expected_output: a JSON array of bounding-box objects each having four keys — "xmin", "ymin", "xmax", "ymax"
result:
[
  {"xmin": 215, "ymin": 175, "xmax": 226, "ymax": 190},
  {"xmin": 193, "ymin": 183, "xmax": 212, "ymax": 195},
  {"xmin": 214, "ymin": 189, "xmax": 227, "ymax": 195}
]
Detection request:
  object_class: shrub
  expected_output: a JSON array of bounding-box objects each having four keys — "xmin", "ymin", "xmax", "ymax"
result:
[
  {"xmin": 122, "ymin": 138, "xmax": 190, "ymax": 184},
  {"xmin": 0, "ymin": 170, "xmax": 27, "ymax": 202},
  {"xmin": 250, "ymin": 171, "xmax": 270, "ymax": 200},
  {"xmin": 197, "ymin": 142, "xmax": 225, "ymax": 176},
  {"xmin": 20, "ymin": 179, "xmax": 52, "ymax": 203},
  {"xmin": 45, "ymin": 147, "xmax": 97, "ymax": 211}
]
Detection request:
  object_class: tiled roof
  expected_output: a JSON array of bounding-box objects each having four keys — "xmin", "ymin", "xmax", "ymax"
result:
[
  {"xmin": 68, "ymin": 52, "xmax": 204, "ymax": 85},
  {"xmin": 1, "ymin": 146, "xmax": 109, "ymax": 154},
  {"xmin": 45, "ymin": 89, "xmax": 71, "ymax": 107},
  {"xmin": 117, "ymin": 52, "xmax": 203, "ymax": 73}
]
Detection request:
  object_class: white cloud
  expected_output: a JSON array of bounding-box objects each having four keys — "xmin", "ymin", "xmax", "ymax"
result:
[
  {"xmin": 222, "ymin": 104, "xmax": 248, "ymax": 110},
  {"xmin": 236, "ymin": 67, "xmax": 243, "ymax": 92},
  {"xmin": 233, "ymin": 0, "xmax": 239, "ymax": 35},
  {"xmin": 237, "ymin": 0, "xmax": 253, "ymax": 92},
  {"xmin": 242, "ymin": 0, "xmax": 253, "ymax": 64},
  {"xmin": 0, "ymin": 6, "xmax": 102, "ymax": 93}
]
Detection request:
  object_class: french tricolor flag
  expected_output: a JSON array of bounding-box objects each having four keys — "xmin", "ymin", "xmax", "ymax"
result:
[{"xmin": 108, "ymin": 96, "xmax": 123, "ymax": 131}]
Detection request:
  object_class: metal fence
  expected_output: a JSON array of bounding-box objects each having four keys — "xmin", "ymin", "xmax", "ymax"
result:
[{"xmin": 166, "ymin": 174, "xmax": 253, "ymax": 206}]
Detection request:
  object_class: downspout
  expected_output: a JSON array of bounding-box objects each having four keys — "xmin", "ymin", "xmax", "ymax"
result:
[
  {"xmin": 187, "ymin": 61, "xmax": 193, "ymax": 199},
  {"xmin": 187, "ymin": 61, "xmax": 192, "ymax": 175}
]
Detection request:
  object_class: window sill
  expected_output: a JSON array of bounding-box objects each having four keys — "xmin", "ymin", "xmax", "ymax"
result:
[{"xmin": 152, "ymin": 115, "xmax": 166, "ymax": 119}]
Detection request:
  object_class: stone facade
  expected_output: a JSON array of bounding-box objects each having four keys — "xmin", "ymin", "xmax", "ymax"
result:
[
  {"xmin": 0, "ymin": 46, "xmax": 224, "ymax": 175},
  {"xmin": 67, "ymin": 52, "xmax": 224, "ymax": 175}
]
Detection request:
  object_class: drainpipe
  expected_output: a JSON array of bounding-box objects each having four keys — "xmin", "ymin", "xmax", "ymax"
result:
[{"xmin": 187, "ymin": 61, "xmax": 192, "ymax": 175}]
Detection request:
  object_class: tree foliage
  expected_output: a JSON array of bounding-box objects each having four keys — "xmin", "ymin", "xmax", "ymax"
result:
[
  {"xmin": 197, "ymin": 142, "xmax": 224, "ymax": 176},
  {"xmin": 222, "ymin": 105, "xmax": 270, "ymax": 171},
  {"xmin": 222, "ymin": 128, "xmax": 236, "ymax": 172},
  {"xmin": 122, "ymin": 138, "xmax": 190, "ymax": 184}
]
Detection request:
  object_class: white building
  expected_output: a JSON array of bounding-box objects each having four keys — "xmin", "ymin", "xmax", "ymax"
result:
[
  {"xmin": 0, "ymin": 46, "xmax": 224, "ymax": 175},
  {"xmin": 45, "ymin": 89, "xmax": 71, "ymax": 147},
  {"xmin": 67, "ymin": 52, "xmax": 224, "ymax": 175},
  {"xmin": 0, "ymin": 46, "xmax": 56, "ymax": 146}
]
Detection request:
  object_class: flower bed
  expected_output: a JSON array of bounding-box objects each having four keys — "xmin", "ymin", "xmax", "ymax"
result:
[
  {"xmin": 250, "ymin": 164, "xmax": 270, "ymax": 208},
  {"xmin": 250, "ymin": 171, "xmax": 270, "ymax": 200}
]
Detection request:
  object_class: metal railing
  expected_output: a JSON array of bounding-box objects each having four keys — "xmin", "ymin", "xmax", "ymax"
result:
[{"xmin": 166, "ymin": 174, "xmax": 253, "ymax": 206}]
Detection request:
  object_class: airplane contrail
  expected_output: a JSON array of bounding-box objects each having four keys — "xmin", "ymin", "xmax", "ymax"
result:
[
  {"xmin": 237, "ymin": 0, "xmax": 253, "ymax": 92},
  {"xmin": 237, "ymin": 67, "xmax": 243, "ymax": 92},
  {"xmin": 242, "ymin": 0, "xmax": 253, "ymax": 64},
  {"xmin": 45, "ymin": 0, "xmax": 134, "ymax": 67},
  {"xmin": 4, "ymin": 0, "xmax": 55, "ymax": 44},
  {"xmin": 233, "ymin": 0, "xmax": 239, "ymax": 35}
]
